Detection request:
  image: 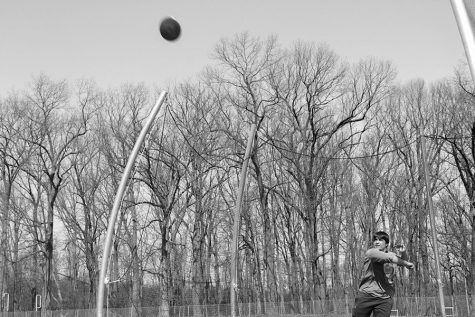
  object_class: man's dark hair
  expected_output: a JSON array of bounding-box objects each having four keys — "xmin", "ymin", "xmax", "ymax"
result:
[{"xmin": 373, "ymin": 231, "xmax": 389, "ymax": 244}]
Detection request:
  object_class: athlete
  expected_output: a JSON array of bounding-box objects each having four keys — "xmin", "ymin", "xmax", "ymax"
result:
[{"xmin": 352, "ymin": 231, "xmax": 414, "ymax": 317}]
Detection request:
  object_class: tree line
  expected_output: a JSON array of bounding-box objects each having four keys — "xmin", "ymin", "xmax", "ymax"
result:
[{"xmin": 0, "ymin": 33, "xmax": 474, "ymax": 315}]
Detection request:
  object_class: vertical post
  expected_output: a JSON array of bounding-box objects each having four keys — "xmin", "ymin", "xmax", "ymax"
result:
[
  {"xmin": 464, "ymin": 275, "xmax": 471, "ymax": 316},
  {"xmin": 35, "ymin": 294, "xmax": 42, "ymax": 312},
  {"xmin": 230, "ymin": 123, "xmax": 258, "ymax": 317},
  {"xmin": 2, "ymin": 293, "xmax": 8, "ymax": 312},
  {"xmin": 451, "ymin": 0, "xmax": 475, "ymax": 82},
  {"xmin": 450, "ymin": 4, "xmax": 475, "ymax": 314},
  {"xmin": 106, "ymin": 282, "xmax": 109, "ymax": 317},
  {"xmin": 96, "ymin": 91, "xmax": 168, "ymax": 317},
  {"xmin": 420, "ymin": 134, "xmax": 446, "ymax": 317}
]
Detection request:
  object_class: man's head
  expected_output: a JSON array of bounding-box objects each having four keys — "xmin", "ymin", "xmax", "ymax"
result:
[{"xmin": 372, "ymin": 231, "xmax": 389, "ymax": 251}]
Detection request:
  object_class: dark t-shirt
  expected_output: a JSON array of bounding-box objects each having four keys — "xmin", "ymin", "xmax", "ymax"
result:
[{"xmin": 358, "ymin": 248, "xmax": 397, "ymax": 298}]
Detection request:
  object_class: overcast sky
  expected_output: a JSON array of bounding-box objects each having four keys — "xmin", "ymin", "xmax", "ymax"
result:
[{"xmin": 0, "ymin": 0, "xmax": 468, "ymax": 96}]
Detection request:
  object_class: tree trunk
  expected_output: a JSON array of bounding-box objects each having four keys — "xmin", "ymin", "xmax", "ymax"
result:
[
  {"xmin": 160, "ymin": 223, "xmax": 171, "ymax": 317},
  {"xmin": 471, "ymin": 209, "xmax": 475, "ymax": 317},
  {"xmin": 131, "ymin": 200, "xmax": 142, "ymax": 317},
  {"xmin": 252, "ymin": 149, "xmax": 275, "ymax": 307},
  {"xmin": 0, "ymin": 181, "xmax": 12, "ymax": 309},
  {"xmin": 303, "ymin": 175, "xmax": 319, "ymax": 300},
  {"xmin": 190, "ymin": 161, "xmax": 205, "ymax": 316},
  {"xmin": 42, "ymin": 199, "xmax": 55, "ymax": 312},
  {"xmin": 11, "ymin": 207, "xmax": 20, "ymax": 312}
]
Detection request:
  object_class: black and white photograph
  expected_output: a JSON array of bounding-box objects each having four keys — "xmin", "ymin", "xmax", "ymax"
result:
[{"xmin": 1, "ymin": 1, "xmax": 474, "ymax": 317}]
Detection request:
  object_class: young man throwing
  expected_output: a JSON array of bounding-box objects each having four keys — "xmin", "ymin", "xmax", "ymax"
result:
[{"xmin": 352, "ymin": 231, "xmax": 414, "ymax": 317}]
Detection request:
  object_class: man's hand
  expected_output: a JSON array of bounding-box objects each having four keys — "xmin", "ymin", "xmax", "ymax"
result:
[{"xmin": 405, "ymin": 261, "xmax": 415, "ymax": 270}]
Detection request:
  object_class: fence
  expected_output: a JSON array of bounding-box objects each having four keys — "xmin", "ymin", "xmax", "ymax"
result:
[{"xmin": 0, "ymin": 296, "xmax": 470, "ymax": 317}]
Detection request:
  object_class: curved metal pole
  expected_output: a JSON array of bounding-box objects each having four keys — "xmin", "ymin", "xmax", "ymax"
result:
[
  {"xmin": 420, "ymin": 134, "xmax": 445, "ymax": 317},
  {"xmin": 230, "ymin": 123, "xmax": 258, "ymax": 317},
  {"xmin": 96, "ymin": 91, "xmax": 167, "ymax": 317},
  {"xmin": 451, "ymin": 0, "xmax": 475, "ymax": 82}
]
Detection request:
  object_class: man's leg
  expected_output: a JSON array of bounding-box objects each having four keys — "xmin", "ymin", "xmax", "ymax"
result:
[
  {"xmin": 352, "ymin": 293, "xmax": 375, "ymax": 317},
  {"xmin": 372, "ymin": 297, "xmax": 393, "ymax": 317}
]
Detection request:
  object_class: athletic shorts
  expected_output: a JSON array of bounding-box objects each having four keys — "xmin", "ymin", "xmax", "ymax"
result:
[{"xmin": 352, "ymin": 292, "xmax": 393, "ymax": 317}]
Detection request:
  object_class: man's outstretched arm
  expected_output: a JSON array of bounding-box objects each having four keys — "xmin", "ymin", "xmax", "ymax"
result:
[{"xmin": 366, "ymin": 248, "xmax": 414, "ymax": 269}]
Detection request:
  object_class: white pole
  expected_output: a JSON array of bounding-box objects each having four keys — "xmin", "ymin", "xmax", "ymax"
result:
[
  {"xmin": 230, "ymin": 123, "xmax": 258, "ymax": 317},
  {"xmin": 451, "ymin": 0, "xmax": 475, "ymax": 82},
  {"xmin": 420, "ymin": 135, "xmax": 446, "ymax": 317},
  {"xmin": 96, "ymin": 91, "xmax": 168, "ymax": 317},
  {"xmin": 35, "ymin": 294, "xmax": 42, "ymax": 312},
  {"xmin": 107, "ymin": 283, "xmax": 109, "ymax": 317},
  {"xmin": 2, "ymin": 293, "xmax": 8, "ymax": 312},
  {"xmin": 465, "ymin": 277, "xmax": 471, "ymax": 316}
]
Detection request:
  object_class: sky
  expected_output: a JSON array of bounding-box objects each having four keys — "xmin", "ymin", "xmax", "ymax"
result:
[{"xmin": 0, "ymin": 1, "xmax": 468, "ymax": 97}]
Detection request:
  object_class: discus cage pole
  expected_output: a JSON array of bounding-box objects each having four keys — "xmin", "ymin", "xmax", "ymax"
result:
[
  {"xmin": 450, "ymin": 2, "xmax": 475, "ymax": 317},
  {"xmin": 451, "ymin": 0, "xmax": 475, "ymax": 82},
  {"xmin": 421, "ymin": 134, "xmax": 446, "ymax": 317},
  {"xmin": 96, "ymin": 91, "xmax": 168, "ymax": 317},
  {"xmin": 230, "ymin": 123, "xmax": 258, "ymax": 317}
]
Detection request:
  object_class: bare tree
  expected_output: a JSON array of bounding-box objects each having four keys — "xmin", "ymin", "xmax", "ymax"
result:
[
  {"xmin": 167, "ymin": 82, "xmax": 229, "ymax": 313},
  {"xmin": 437, "ymin": 68, "xmax": 475, "ymax": 311},
  {"xmin": 57, "ymin": 122, "xmax": 106, "ymax": 307},
  {"xmin": 268, "ymin": 41, "xmax": 395, "ymax": 300},
  {"xmin": 382, "ymin": 79, "xmax": 447, "ymax": 296},
  {"xmin": 21, "ymin": 74, "xmax": 90, "ymax": 310},
  {"xmin": 0, "ymin": 93, "xmax": 33, "ymax": 311},
  {"xmin": 209, "ymin": 32, "xmax": 281, "ymax": 312}
]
